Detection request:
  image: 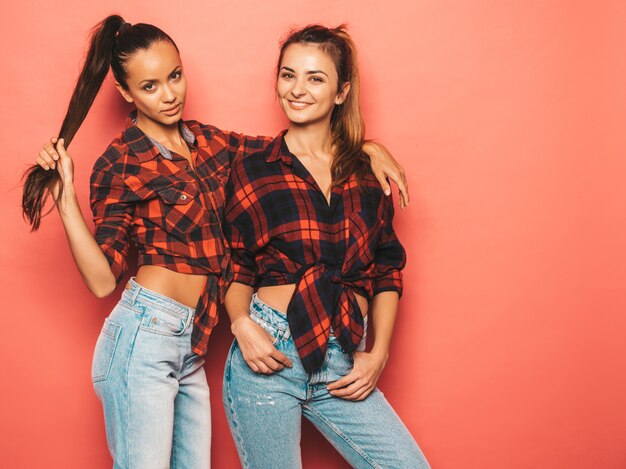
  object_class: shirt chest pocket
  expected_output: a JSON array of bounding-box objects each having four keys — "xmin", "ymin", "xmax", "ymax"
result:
[
  {"xmin": 154, "ymin": 182, "xmax": 205, "ymax": 241},
  {"xmin": 125, "ymin": 174, "xmax": 205, "ymax": 242}
]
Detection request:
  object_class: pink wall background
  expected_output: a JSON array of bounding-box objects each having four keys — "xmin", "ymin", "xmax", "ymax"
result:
[{"xmin": 1, "ymin": 1, "xmax": 625, "ymax": 468}]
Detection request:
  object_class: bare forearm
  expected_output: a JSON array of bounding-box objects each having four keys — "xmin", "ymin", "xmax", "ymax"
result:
[
  {"xmin": 57, "ymin": 187, "xmax": 116, "ymax": 297},
  {"xmin": 225, "ymin": 282, "xmax": 255, "ymax": 334},
  {"xmin": 369, "ymin": 291, "xmax": 400, "ymax": 359}
]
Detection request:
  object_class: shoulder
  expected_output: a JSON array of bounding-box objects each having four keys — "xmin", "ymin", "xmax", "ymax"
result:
[
  {"xmin": 234, "ymin": 134, "xmax": 279, "ymax": 170},
  {"xmin": 90, "ymin": 133, "xmax": 137, "ymax": 183},
  {"xmin": 184, "ymin": 119, "xmax": 223, "ymax": 140},
  {"xmin": 359, "ymin": 170, "xmax": 386, "ymax": 197}
]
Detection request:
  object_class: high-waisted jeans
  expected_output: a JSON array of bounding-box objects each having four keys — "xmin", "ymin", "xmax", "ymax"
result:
[
  {"xmin": 92, "ymin": 278, "xmax": 211, "ymax": 469},
  {"xmin": 223, "ymin": 293, "xmax": 430, "ymax": 469}
]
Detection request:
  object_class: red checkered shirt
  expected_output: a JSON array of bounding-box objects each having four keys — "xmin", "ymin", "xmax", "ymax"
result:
[
  {"xmin": 90, "ymin": 113, "xmax": 270, "ymax": 355},
  {"xmin": 224, "ymin": 131, "xmax": 406, "ymax": 372}
]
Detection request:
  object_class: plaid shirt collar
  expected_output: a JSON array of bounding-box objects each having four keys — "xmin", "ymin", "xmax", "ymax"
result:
[
  {"xmin": 265, "ymin": 129, "xmax": 293, "ymax": 165},
  {"xmin": 122, "ymin": 111, "xmax": 196, "ymax": 163}
]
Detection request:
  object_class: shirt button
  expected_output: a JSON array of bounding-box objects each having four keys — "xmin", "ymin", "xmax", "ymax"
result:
[{"xmin": 180, "ymin": 194, "xmax": 188, "ymax": 201}]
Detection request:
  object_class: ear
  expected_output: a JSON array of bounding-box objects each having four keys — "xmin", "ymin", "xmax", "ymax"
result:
[
  {"xmin": 115, "ymin": 82, "xmax": 134, "ymax": 104},
  {"xmin": 335, "ymin": 82, "xmax": 351, "ymax": 105}
]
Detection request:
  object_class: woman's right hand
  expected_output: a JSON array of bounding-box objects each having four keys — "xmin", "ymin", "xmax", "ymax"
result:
[
  {"xmin": 231, "ymin": 316, "xmax": 293, "ymax": 374},
  {"xmin": 35, "ymin": 137, "xmax": 75, "ymax": 200}
]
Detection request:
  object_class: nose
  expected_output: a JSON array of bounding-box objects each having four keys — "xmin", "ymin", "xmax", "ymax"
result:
[
  {"xmin": 290, "ymin": 77, "xmax": 307, "ymax": 98},
  {"xmin": 162, "ymin": 84, "xmax": 176, "ymax": 104}
]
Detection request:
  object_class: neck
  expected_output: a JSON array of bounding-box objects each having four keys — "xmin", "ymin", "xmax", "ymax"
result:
[
  {"xmin": 285, "ymin": 119, "xmax": 334, "ymax": 158},
  {"xmin": 135, "ymin": 111, "xmax": 182, "ymax": 146}
]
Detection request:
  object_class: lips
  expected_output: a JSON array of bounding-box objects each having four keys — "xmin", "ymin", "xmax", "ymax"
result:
[
  {"xmin": 287, "ymin": 100, "xmax": 313, "ymax": 110},
  {"xmin": 162, "ymin": 103, "xmax": 181, "ymax": 115}
]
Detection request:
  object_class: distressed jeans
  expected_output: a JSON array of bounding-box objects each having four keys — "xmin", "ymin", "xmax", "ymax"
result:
[
  {"xmin": 92, "ymin": 278, "xmax": 211, "ymax": 469},
  {"xmin": 223, "ymin": 294, "xmax": 430, "ymax": 469}
]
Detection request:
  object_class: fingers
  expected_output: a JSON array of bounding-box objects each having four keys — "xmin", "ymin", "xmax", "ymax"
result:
[
  {"xmin": 56, "ymin": 138, "xmax": 71, "ymax": 160},
  {"xmin": 329, "ymin": 377, "xmax": 374, "ymax": 401},
  {"xmin": 36, "ymin": 149, "xmax": 56, "ymax": 170},
  {"xmin": 346, "ymin": 385, "xmax": 373, "ymax": 401},
  {"xmin": 398, "ymin": 169, "xmax": 410, "ymax": 208},
  {"xmin": 249, "ymin": 360, "xmax": 273, "ymax": 374},
  {"xmin": 242, "ymin": 336, "xmax": 292, "ymax": 374},
  {"xmin": 246, "ymin": 355, "xmax": 285, "ymax": 375},
  {"xmin": 36, "ymin": 137, "xmax": 63, "ymax": 171},
  {"xmin": 327, "ymin": 372, "xmax": 357, "ymax": 391},
  {"xmin": 272, "ymin": 349, "xmax": 293, "ymax": 368},
  {"xmin": 377, "ymin": 167, "xmax": 410, "ymax": 209},
  {"xmin": 375, "ymin": 170, "xmax": 392, "ymax": 197},
  {"xmin": 44, "ymin": 140, "xmax": 60, "ymax": 161},
  {"xmin": 387, "ymin": 167, "xmax": 410, "ymax": 209},
  {"xmin": 329, "ymin": 380, "xmax": 368, "ymax": 399}
]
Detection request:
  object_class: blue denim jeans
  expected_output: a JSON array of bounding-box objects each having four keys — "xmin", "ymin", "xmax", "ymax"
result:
[
  {"xmin": 92, "ymin": 278, "xmax": 211, "ymax": 469},
  {"xmin": 223, "ymin": 294, "xmax": 430, "ymax": 469}
]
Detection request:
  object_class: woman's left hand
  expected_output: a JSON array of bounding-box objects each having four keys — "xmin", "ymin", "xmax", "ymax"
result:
[
  {"xmin": 326, "ymin": 350, "xmax": 388, "ymax": 401},
  {"xmin": 363, "ymin": 142, "xmax": 410, "ymax": 209}
]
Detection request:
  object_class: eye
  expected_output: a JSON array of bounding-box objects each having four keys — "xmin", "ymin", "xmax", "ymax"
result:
[
  {"xmin": 143, "ymin": 83, "xmax": 155, "ymax": 91},
  {"xmin": 171, "ymin": 70, "xmax": 182, "ymax": 80},
  {"xmin": 281, "ymin": 72, "xmax": 295, "ymax": 80},
  {"xmin": 310, "ymin": 76, "xmax": 324, "ymax": 83}
]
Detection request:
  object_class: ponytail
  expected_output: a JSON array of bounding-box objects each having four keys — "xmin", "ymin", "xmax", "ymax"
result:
[
  {"xmin": 22, "ymin": 15, "xmax": 177, "ymax": 230},
  {"xmin": 22, "ymin": 15, "xmax": 124, "ymax": 230}
]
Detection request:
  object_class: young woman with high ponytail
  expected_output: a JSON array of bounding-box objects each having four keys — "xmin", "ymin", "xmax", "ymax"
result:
[
  {"xmin": 223, "ymin": 25, "xmax": 430, "ymax": 468},
  {"xmin": 24, "ymin": 15, "xmax": 409, "ymax": 467}
]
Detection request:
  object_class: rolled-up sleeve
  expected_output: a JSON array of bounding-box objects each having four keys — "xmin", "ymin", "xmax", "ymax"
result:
[
  {"xmin": 90, "ymin": 161, "xmax": 134, "ymax": 286},
  {"xmin": 373, "ymin": 194, "xmax": 406, "ymax": 297},
  {"xmin": 223, "ymin": 157, "xmax": 263, "ymax": 287}
]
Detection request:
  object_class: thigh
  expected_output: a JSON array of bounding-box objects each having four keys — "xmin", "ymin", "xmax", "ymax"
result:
[
  {"xmin": 303, "ymin": 344, "xmax": 430, "ymax": 469},
  {"xmin": 223, "ymin": 339, "xmax": 304, "ymax": 469},
  {"xmin": 126, "ymin": 322, "xmax": 183, "ymax": 468},
  {"xmin": 93, "ymin": 301, "xmax": 180, "ymax": 469},
  {"xmin": 171, "ymin": 354, "xmax": 211, "ymax": 469}
]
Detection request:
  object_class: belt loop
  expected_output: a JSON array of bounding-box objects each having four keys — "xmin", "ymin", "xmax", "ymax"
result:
[
  {"xmin": 184, "ymin": 305, "xmax": 195, "ymax": 330},
  {"xmin": 129, "ymin": 281, "xmax": 141, "ymax": 306}
]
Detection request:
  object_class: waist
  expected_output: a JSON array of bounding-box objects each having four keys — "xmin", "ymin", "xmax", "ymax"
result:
[
  {"xmin": 121, "ymin": 277, "xmax": 196, "ymax": 319},
  {"xmin": 135, "ymin": 265, "xmax": 210, "ymax": 309},
  {"xmin": 250, "ymin": 293, "xmax": 367, "ymax": 348},
  {"xmin": 257, "ymin": 283, "xmax": 369, "ymax": 317}
]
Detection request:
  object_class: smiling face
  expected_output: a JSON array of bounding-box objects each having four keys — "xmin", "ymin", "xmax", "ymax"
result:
[
  {"xmin": 277, "ymin": 43, "xmax": 350, "ymax": 127},
  {"xmin": 115, "ymin": 40, "xmax": 186, "ymax": 126}
]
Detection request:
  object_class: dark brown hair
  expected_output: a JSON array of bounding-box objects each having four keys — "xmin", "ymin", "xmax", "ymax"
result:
[
  {"xmin": 22, "ymin": 15, "xmax": 177, "ymax": 230},
  {"xmin": 277, "ymin": 24, "xmax": 368, "ymax": 185}
]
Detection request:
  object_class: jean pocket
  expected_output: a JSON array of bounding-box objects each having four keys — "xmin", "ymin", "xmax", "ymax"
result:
[
  {"xmin": 139, "ymin": 304, "xmax": 188, "ymax": 336},
  {"xmin": 249, "ymin": 313, "xmax": 283, "ymax": 344},
  {"xmin": 327, "ymin": 341, "xmax": 354, "ymax": 377},
  {"xmin": 92, "ymin": 319, "xmax": 122, "ymax": 383}
]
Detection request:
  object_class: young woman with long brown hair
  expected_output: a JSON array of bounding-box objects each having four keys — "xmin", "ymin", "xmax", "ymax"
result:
[
  {"xmin": 223, "ymin": 25, "xmax": 430, "ymax": 468},
  {"xmin": 24, "ymin": 15, "xmax": 408, "ymax": 468}
]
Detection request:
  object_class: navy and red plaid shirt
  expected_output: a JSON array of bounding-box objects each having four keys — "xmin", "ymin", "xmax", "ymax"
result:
[
  {"xmin": 90, "ymin": 112, "xmax": 270, "ymax": 355},
  {"xmin": 224, "ymin": 131, "xmax": 406, "ymax": 372}
]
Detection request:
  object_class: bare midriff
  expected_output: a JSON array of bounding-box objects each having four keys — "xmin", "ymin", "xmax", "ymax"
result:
[
  {"xmin": 257, "ymin": 284, "xmax": 369, "ymax": 317},
  {"xmin": 135, "ymin": 265, "xmax": 207, "ymax": 309}
]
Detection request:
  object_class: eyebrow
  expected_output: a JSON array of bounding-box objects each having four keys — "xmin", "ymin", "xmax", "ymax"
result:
[
  {"xmin": 280, "ymin": 66, "xmax": 328, "ymax": 77},
  {"xmin": 138, "ymin": 65, "xmax": 182, "ymax": 85}
]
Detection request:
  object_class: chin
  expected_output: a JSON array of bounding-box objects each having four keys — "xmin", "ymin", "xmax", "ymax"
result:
[
  {"xmin": 156, "ymin": 112, "xmax": 182, "ymax": 125},
  {"xmin": 284, "ymin": 111, "xmax": 314, "ymax": 126}
]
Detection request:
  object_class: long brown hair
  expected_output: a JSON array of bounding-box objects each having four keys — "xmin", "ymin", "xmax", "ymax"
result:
[
  {"xmin": 22, "ymin": 15, "xmax": 178, "ymax": 230},
  {"xmin": 277, "ymin": 24, "xmax": 369, "ymax": 186}
]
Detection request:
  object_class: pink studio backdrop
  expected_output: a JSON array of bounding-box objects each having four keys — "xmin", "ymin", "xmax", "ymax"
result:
[{"xmin": 1, "ymin": 1, "xmax": 625, "ymax": 468}]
